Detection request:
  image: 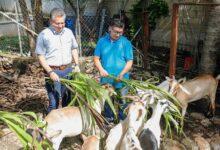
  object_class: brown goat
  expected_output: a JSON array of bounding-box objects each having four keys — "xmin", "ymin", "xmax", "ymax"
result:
[{"xmin": 169, "ymin": 74, "xmax": 220, "ymax": 117}]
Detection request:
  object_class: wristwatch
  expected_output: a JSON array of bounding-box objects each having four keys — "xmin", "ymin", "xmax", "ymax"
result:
[{"xmin": 47, "ymin": 70, "xmax": 54, "ymax": 75}]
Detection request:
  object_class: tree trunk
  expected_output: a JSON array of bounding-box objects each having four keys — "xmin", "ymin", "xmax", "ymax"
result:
[
  {"xmin": 18, "ymin": 0, "xmax": 36, "ymax": 57},
  {"xmin": 141, "ymin": 11, "xmax": 150, "ymax": 69},
  {"xmin": 33, "ymin": 0, "xmax": 44, "ymax": 34},
  {"xmin": 200, "ymin": 1, "xmax": 220, "ymax": 74}
]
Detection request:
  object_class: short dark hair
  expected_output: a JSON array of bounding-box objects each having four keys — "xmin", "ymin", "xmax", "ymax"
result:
[{"xmin": 109, "ymin": 18, "xmax": 125, "ymax": 28}]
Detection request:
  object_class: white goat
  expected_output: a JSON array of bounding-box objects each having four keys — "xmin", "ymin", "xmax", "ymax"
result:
[
  {"xmin": 105, "ymin": 101, "xmax": 146, "ymax": 150},
  {"xmin": 120, "ymin": 127, "xmax": 142, "ymax": 150},
  {"xmin": 119, "ymin": 101, "xmax": 146, "ymax": 150},
  {"xmin": 105, "ymin": 121, "xmax": 126, "ymax": 150},
  {"xmin": 138, "ymin": 99, "xmax": 170, "ymax": 150},
  {"xmin": 136, "ymin": 78, "xmax": 173, "ymax": 103}
]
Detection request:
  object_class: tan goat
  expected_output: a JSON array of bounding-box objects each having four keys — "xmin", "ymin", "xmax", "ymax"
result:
[
  {"xmin": 44, "ymin": 84, "xmax": 115, "ymax": 150},
  {"xmin": 169, "ymin": 74, "xmax": 220, "ymax": 117},
  {"xmin": 45, "ymin": 107, "xmax": 83, "ymax": 150},
  {"xmin": 81, "ymin": 135, "xmax": 100, "ymax": 150}
]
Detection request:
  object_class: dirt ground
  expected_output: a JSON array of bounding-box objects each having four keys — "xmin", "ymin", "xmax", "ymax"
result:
[{"xmin": 0, "ymin": 54, "xmax": 220, "ymax": 150}]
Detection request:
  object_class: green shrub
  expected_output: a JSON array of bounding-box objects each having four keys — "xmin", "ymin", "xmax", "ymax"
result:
[{"xmin": 0, "ymin": 36, "xmax": 29, "ymax": 54}]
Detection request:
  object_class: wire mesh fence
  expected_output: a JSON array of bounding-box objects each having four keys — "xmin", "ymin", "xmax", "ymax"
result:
[
  {"xmin": 80, "ymin": 15, "xmax": 110, "ymax": 56},
  {"xmin": 0, "ymin": 1, "xmax": 111, "ymax": 57},
  {"xmin": 1, "ymin": 1, "xmax": 219, "ymax": 79},
  {"xmin": 0, "ymin": 10, "xmax": 31, "ymax": 55}
]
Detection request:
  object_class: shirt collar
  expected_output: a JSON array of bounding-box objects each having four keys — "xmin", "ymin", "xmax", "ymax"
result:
[
  {"xmin": 106, "ymin": 33, "xmax": 121, "ymax": 43},
  {"xmin": 49, "ymin": 26, "xmax": 65, "ymax": 35}
]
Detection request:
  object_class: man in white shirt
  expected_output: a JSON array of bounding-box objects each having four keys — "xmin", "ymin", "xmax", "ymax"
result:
[{"xmin": 35, "ymin": 8, "xmax": 80, "ymax": 113}]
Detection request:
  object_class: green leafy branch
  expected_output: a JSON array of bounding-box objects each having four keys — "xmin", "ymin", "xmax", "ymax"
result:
[
  {"xmin": 0, "ymin": 111, "xmax": 52, "ymax": 149},
  {"xmin": 108, "ymin": 75, "xmax": 183, "ymax": 137}
]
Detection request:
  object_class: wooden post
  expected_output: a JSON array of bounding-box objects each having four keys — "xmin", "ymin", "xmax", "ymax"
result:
[
  {"xmin": 168, "ymin": 2, "xmax": 220, "ymax": 77},
  {"xmin": 169, "ymin": 3, "xmax": 179, "ymax": 77},
  {"xmin": 142, "ymin": 11, "xmax": 150, "ymax": 69},
  {"xmin": 76, "ymin": 0, "xmax": 82, "ymax": 57}
]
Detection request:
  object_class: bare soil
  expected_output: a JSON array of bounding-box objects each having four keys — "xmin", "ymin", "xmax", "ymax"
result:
[{"xmin": 0, "ymin": 54, "xmax": 220, "ymax": 150}]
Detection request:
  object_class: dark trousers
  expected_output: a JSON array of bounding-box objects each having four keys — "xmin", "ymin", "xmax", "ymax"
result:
[
  {"xmin": 103, "ymin": 86, "xmax": 129, "ymax": 122},
  {"xmin": 45, "ymin": 67, "xmax": 72, "ymax": 114}
]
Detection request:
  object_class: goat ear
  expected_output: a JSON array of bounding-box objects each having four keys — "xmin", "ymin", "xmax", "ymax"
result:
[
  {"xmin": 165, "ymin": 76, "xmax": 170, "ymax": 81},
  {"xmin": 166, "ymin": 76, "xmax": 175, "ymax": 81},
  {"xmin": 80, "ymin": 134, "xmax": 88, "ymax": 141},
  {"xmin": 178, "ymin": 77, "xmax": 186, "ymax": 83},
  {"xmin": 47, "ymin": 130, "xmax": 62, "ymax": 139},
  {"xmin": 124, "ymin": 105, "xmax": 129, "ymax": 115},
  {"xmin": 136, "ymin": 109, "xmax": 143, "ymax": 121}
]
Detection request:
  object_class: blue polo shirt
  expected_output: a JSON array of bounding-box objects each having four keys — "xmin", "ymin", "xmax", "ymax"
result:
[{"xmin": 94, "ymin": 34, "xmax": 133, "ymax": 89}]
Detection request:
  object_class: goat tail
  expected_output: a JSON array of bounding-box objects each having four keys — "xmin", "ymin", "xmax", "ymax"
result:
[{"xmin": 216, "ymin": 74, "xmax": 220, "ymax": 80}]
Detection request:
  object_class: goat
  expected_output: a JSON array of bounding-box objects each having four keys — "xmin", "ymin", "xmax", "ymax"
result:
[
  {"xmin": 138, "ymin": 99, "xmax": 170, "ymax": 150},
  {"xmin": 168, "ymin": 74, "xmax": 220, "ymax": 117},
  {"xmin": 105, "ymin": 121, "xmax": 126, "ymax": 150},
  {"xmin": 105, "ymin": 101, "xmax": 146, "ymax": 150},
  {"xmin": 119, "ymin": 101, "xmax": 146, "ymax": 150},
  {"xmin": 45, "ymin": 107, "xmax": 83, "ymax": 150},
  {"xmin": 44, "ymin": 84, "xmax": 114, "ymax": 150},
  {"xmin": 81, "ymin": 135, "xmax": 100, "ymax": 150},
  {"xmin": 120, "ymin": 127, "xmax": 142, "ymax": 150},
  {"xmin": 136, "ymin": 78, "xmax": 174, "ymax": 103}
]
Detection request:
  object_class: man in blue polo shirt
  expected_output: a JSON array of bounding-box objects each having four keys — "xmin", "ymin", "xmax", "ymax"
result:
[{"xmin": 94, "ymin": 19, "xmax": 133, "ymax": 122}]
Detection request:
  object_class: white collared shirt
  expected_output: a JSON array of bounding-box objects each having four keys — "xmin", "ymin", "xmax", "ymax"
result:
[{"xmin": 35, "ymin": 27, "xmax": 78, "ymax": 66}]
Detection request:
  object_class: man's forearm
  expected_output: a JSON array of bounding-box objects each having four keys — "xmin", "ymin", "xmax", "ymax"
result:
[
  {"xmin": 72, "ymin": 48, "xmax": 79, "ymax": 65},
  {"xmin": 120, "ymin": 60, "xmax": 133, "ymax": 76},
  {"xmin": 38, "ymin": 55, "xmax": 59, "ymax": 81},
  {"xmin": 94, "ymin": 56, "xmax": 109, "ymax": 77},
  {"xmin": 38, "ymin": 55, "xmax": 52, "ymax": 73},
  {"xmin": 94, "ymin": 56, "xmax": 105, "ymax": 72}
]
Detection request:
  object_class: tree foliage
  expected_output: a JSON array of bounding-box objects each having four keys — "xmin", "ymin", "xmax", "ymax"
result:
[{"xmin": 130, "ymin": 0, "xmax": 169, "ymax": 37}]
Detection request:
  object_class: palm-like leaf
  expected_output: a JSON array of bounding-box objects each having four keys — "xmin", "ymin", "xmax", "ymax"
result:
[
  {"xmin": 0, "ymin": 111, "xmax": 52, "ymax": 149},
  {"xmin": 47, "ymin": 73, "xmax": 117, "ymax": 132},
  {"xmin": 108, "ymin": 75, "xmax": 183, "ymax": 136},
  {"xmin": 58, "ymin": 73, "xmax": 116, "ymax": 115}
]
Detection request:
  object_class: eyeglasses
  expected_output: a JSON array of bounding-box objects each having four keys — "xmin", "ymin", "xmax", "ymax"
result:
[
  {"xmin": 53, "ymin": 22, "xmax": 65, "ymax": 25},
  {"xmin": 111, "ymin": 28, "xmax": 123, "ymax": 36}
]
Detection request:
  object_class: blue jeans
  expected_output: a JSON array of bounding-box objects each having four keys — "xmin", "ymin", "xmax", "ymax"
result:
[
  {"xmin": 103, "ymin": 86, "xmax": 129, "ymax": 122},
  {"xmin": 45, "ymin": 67, "xmax": 72, "ymax": 114}
]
